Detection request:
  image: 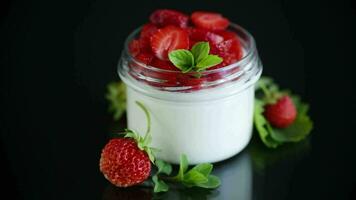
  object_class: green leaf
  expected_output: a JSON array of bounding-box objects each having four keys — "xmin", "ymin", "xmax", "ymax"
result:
[
  {"xmin": 152, "ymin": 175, "xmax": 169, "ymax": 193},
  {"xmin": 176, "ymin": 154, "xmax": 188, "ymax": 181},
  {"xmin": 183, "ymin": 169, "xmax": 208, "ymax": 186},
  {"xmin": 168, "ymin": 50, "xmax": 194, "ymax": 73},
  {"xmin": 106, "ymin": 82, "xmax": 126, "ymax": 120},
  {"xmin": 196, "ymin": 55, "xmax": 223, "ymax": 71},
  {"xmin": 196, "ymin": 175, "xmax": 221, "ymax": 189},
  {"xmin": 155, "ymin": 160, "xmax": 172, "ymax": 175},
  {"xmin": 191, "ymin": 163, "xmax": 212, "ymax": 177},
  {"xmin": 191, "ymin": 42, "xmax": 210, "ymax": 64}
]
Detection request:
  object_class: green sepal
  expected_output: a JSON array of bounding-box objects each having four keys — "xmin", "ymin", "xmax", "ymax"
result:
[
  {"xmin": 152, "ymin": 175, "xmax": 169, "ymax": 193},
  {"xmin": 106, "ymin": 81, "xmax": 126, "ymax": 120}
]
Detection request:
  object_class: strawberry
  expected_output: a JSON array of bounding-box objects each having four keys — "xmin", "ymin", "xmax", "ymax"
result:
[
  {"xmin": 150, "ymin": 26, "xmax": 189, "ymax": 60},
  {"xmin": 209, "ymin": 38, "xmax": 243, "ymax": 69},
  {"xmin": 189, "ymin": 28, "xmax": 224, "ymax": 48},
  {"xmin": 150, "ymin": 9, "xmax": 189, "ymax": 28},
  {"xmin": 191, "ymin": 11, "xmax": 229, "ymax": 31},
  {"xmin": 139, "ymin": 23, "xmax": 158, "ymax": 52},
  {"xmin": 128, "ymin": 39, "xmax": 140, "ymax": 56},
  {"xmin": 150, "ymin": 57, "xmax": 178, "ymax": 70},
  {"xmin": 135, "ymin": 52, "xmax": 154, "ymax": 64},
  {"xmin": 215, "ymin": 30, "xmax": 238, "ymax": 41},
  {"xmin": 177, "ymin": 74, "xmax": 206, "ymax": 90},
  {"xmin": 99, "ymin": 138, "xmax": 151, "ymax": 187},
  {"xmin": 264, "ymin": 95, "xmax": 297, "ymax": 128}
]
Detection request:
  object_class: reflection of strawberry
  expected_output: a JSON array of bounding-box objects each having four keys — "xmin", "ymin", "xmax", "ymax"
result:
[
  {"xmin": 191, "ymin": 11, "xmax": 229, "ymax": 31},
  {"xmin": 150, "ymin": 26, "xmax": 189, "ymax": 60},
  {"xmin": 100, "ymin": 138, "xmax": 151, "ymax": 187},
  {"xmin": 128, "ymin": 39, "xmax": 140, "ymax": 57},
  {"xmin": 102, "ymin": 184, "xmax": 152, "ymax": 200},
  {"xmin": 264, "ymin": 96, "xmax": 297, "ymax": 128},
  {"xmin": 150, "ymin": 9, "xmax": 189, "ymax": 28}
]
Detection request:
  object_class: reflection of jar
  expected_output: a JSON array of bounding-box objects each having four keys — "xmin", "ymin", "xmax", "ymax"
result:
[{"xmin": 118, "ymin": 23, "xmax": 262, "ymax": 164}]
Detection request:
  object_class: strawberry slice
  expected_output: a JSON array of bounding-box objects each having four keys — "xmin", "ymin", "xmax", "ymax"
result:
[
  {"xmin": 128, "ymin": 39, "xmax": 140, "ymax": 56},
  {"xmin": 135, "ymin": 52, "xmax": 154, "ymax": 64},
  {"xmin": 139, "ymin": 23, "xmax": 158, "ymax": 52},
  {"xmin": 189, "ymin": 28, "xmax": 224, "ymax": 47},
  {"xmin": 191, "ymin": 11, "xmax": 229, "ymax": 31},
  {"xmin": 150, "ymin": 26, "xmax": 189, "ymax": 60},
  {"xmin": 215, "ymin": 30, "xmax": 238, "ymax": 41},
  {"xmin": 150, "ymin": 9, "xmax": 189, "ymax": 28},
  {"xmin": 210, "ymin": 38, "xmax": 243, "ymax": 69},
  {"xmin": 177, "ymin": 74, "xmax": 206, "ymax": 91},
  {"xmin": 150, "ymin": 57, "xmax": 178, "ymax": 71}
]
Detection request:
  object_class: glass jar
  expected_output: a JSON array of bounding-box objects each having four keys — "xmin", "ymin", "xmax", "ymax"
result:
[{"xmin": 118, "ymin": 23, "xmax": 262, "ymax": 164}]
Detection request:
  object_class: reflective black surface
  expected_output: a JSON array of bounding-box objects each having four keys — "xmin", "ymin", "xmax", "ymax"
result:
[{"xmin": 1, "ymin": 0, "xmax": 355, "ymax": 199}]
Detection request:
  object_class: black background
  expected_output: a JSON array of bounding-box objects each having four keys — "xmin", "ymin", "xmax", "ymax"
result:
[{"xmin": 0, "ymin": 0, "xmax": 355, "ymax": 199}]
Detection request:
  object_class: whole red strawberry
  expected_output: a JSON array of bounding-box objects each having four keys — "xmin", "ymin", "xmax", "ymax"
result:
[
  {"xmin": 264, "ymin": 95, "xmax": 297, "ymax": 128},
  {"xmin": 100, "ymin": 138, "xmax": 151, "ymax": 187}
]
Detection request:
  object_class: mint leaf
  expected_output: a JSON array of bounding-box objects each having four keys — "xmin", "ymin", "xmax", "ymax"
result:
[
  {"xmin": 176, "ymin": 154, "xmax": 188, "ymax": 181},
  {"xmin": 106, "ymin": 81, "xmax": 126, "ymax": 120},
  {"xmin": 196, "ymin": 55, "xmax": 223, "ymax": 71},
  {"xmin": 155, "ymin": 160, "xmax": 172, "ymax": 175},
  {"xmin": 168, "ymin": 50, "xmax": 194, "ymax": 73},
  {"xmin": 191, "ymin": 163, "xmax": 212, "ymax": 177},
  {"xmin": 196, "ymin": 175, "xmax": 221, "ymax": 188},
  {"xmin": 152, "ymin": 175, "xmax": 169, "ymax": 193},
  {"xmin": 191, "ymin": 42, "xmax": 209, "ymax": 64},
  {"xmin": 183, "ymin": 169, "xmax": 208, "ymax": 186}
]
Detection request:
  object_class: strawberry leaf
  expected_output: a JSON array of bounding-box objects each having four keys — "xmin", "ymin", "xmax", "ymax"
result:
[
  {"xmin": 152, "ymin": 175, "xmax": 169, "ymax": 193},
  {"xmin": 155, "ymin": 159, "xmax": 172, "ymax": 175},
  {"xmin": 196, "ymin": 175, "xmax": 221, "ymax": 188}
]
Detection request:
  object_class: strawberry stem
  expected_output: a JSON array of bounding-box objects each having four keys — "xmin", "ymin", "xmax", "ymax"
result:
[{"xmin": 135, "ymin": 101, "xmax": 151, "ymax": 140}]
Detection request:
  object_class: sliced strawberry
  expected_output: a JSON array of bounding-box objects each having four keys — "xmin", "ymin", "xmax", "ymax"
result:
[
  {"xmin": 177, "ymin": 74, "xmax": 206, "ymax": 91},
  {"xmin": 210, "ymin": 38, "xmax": 243, "ymax": 69},
  {"xmin": 139, "ymin": 23, "xmax": 158, "ymax": 52},
  {"xmin": 128, "ymin": 39, "xmax": 140, "ymax": 56},
  {"xmin": 189, "ymin": 28, "xmax": 224, "ymax": 46},
  {"xmin": 191, "ymin": 11, "xmax": 229, "ymax": 31},
  {"xmin": 150, "ymin": 26, "xmax": 189, "ymax": 60},
  {"xmin": 135, "ymin": 52, "xmax": 154, "ymax": 64},
  {"xmin": 150, "ymin": 9, "xmax": 189, "ymax": 28},
  {"xmin": 215, "ymin": 30, "xmax": 238, "ymax": 41},
  {"xmin": 150, "ymin": 57, "xmax": 178, "ymax": 71}
]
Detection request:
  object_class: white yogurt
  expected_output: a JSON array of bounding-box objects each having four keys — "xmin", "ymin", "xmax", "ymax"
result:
[{"xmin": 125, "ymin": 84, "xmax": 255, "ymax": 164}]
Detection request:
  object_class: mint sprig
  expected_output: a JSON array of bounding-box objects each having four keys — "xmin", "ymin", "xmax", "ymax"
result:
[
  {"xmin": 152, "ymin": 154, "xmax": 221, "ymax": 193},
  {"xmin": 168, "ymin": 42, "xmax": 223, "ymax": 73},
  {"xmin": 254, "ymin": 77, "xmax": 313, "ymax": 148}
]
